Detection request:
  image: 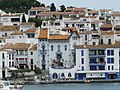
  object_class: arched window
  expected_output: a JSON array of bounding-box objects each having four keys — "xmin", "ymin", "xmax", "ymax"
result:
[
  {"xmin": 53, "ymin": 73, "xmax": 58, "ymax": 79},
  {"xmin": 68, "ymin": 73, "xmax": 72, "ymax": 78},
  {"xmin": 57, "ymin": 45, "xmax": 60, "ymax": 50},
  {"xmin": 51, "ymin": 45, "xmax": 54, "ymax": 51},
  {"xmin": 64, "ymin": 45, "xmax": 67, "ymax": 51},
  {"xmin": 61, "ymin": 73, "xmax": 65, "ymax": 78}
]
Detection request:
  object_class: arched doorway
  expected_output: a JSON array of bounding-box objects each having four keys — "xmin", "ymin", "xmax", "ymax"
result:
[
  {"xmin": 53, "ymin": 73, "xmax": 58, "ymax": 79},
  {"xmin": 61, "ymin": 73, "xmax": 65, "ymax": 80},
  {"xmin": 68, "ymin": 73, "xmax": 72, "ymax": 78}
]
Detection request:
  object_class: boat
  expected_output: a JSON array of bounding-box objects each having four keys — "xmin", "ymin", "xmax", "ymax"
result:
[{"xmin": 0, "ymin": 80, "xmax": 24, "ymax": 90}]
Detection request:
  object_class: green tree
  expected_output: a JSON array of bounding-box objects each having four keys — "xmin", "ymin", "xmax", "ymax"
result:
[
  {"xmin": 50, "ymin": 3, "xmax": 56, "ymax": 11},
  {"xmin": 28, "ymin": 18, "xmax": 43, "ymax": 27},
  {"xmin": 0, "ymin": 0, "xmax": 42, "ymax": 13},
  {"xmin": 22, "ymin": 13, "xmax": 26, "ymax": 22},
  {"xmin": 34, "ymin": 67, "xmax": 41, "ymax": 75},
  {"xmin": 60, "ymin": 5, "xmax": 66, "ymax": 12},
  {"xmin": 40, "ymin": 3, "xmax": 45, "ymax": 7}
]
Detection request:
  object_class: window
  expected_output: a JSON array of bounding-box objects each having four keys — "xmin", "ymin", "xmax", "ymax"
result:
[
  {"xmin": 3, "ymin": 18, "xmax": 8, "ymax": 22},
  {"xmin": 83, "ymin": 19, "xmax": 86, "ymax": 21},
  {"xmin": 9, "ymin": 62, "xmax": 11, "ymax": 67},
  {"xmin": 72, "ymin": 36, "xmax": 77, "ymax": 40},
  {"xmin": 66, "ymin": 24, "xmax": 68, "ymax": 27},
  {"xmin": 108, "ymin": 66, "xmax": 110, "ymax": 70},
  {"xmin": 2, "ymin": 53, "xmax": 5, "ymax": 59},
  {"xmin": 85, "ymin": 35, "xmax": 87, "ymax": 40},
  {"xmin": 12, "ymin": 62, "xmax": 14, "ymax": 66},
  {"xmin": 64, "ymin": 45, "xmax": 67, "ymax": 51},
  {"xmin": 30, "ymin": 11, "xmax": 36, "ymax": 15},
  {"xmin": 111, "ymin": 50, "xmax": 114, "ymax": 55},
  {"xmin": 55, "ymin": 23, "xmax": 60, "ymax": 26},
  {"xmin": 107, "ymin": 50, "xmax": 114, "ymax": 56},
  {"xmin": 31, "ymin": 59, "xmax": 33, "ymax": 64},
  {"xmin": 31, "ymin": 52, "xmax": 33, "ymax": 55},
  {"xmin": 93, "ymin": 42, "xmax": 96, "ymax": 45},
  {"xmin": 108, "ymin": 39, "xmax": 111, "ymax": 44},
  {"xmin": 72, "ymin": 24, "xmax": 74, "ymax": 27},
  {"xmin": 82, "ymin": 66, "xmax": 84, "ymax": 71},
  {"xmin": 5, "ymin": 33, "xmax": 7, "ymax": 36},
  {"xmin": 112, "ymin": 65, "xmax": 114, "ymax": 70},
  {"xmin": 51, "ymin": 45, "xmax": 54, "ymax": 51},
  {"xmin": 11, "ymin": 18, "xmax": 20, "ymax": 22},
  {"xmin": 107, "ymin": 58, "xmax": 114, "ymax": 64},
  {"xmin": 81, "ymin": 50, "xmax": 84, "ymax": 56},
  {"xmin": 85, "ymin": 42, "xmax": 87, "ymax": 45},
  {"xmin": 9, "ymin": 54, "xmax": 11, "ymax": 60},
  {"xmin": 43, "ymin": 22, "xmax": 46, "ymax": 26},
  {"xmin": 2, "ymin": 61, "xmax": 5, "ymax": 68},
  {"xmin": 100, "ymin": 39, "xmax": 103, "ymax": 45},
  {"xmin": 81, "ymin": 58, "xmax": 84, "ymax": 64}
]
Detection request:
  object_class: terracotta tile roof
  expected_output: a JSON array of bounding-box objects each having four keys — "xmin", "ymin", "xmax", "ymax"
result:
[
  {"xmin": 77, "ymin": 42, "xmax": 120, "ymax": 49},
  {"xmin": 100, "ymin": 24, "xmax": 113, "ymax": 28},
  {"xmin": 0, "ymin": 26, "xmax": 19, "ymax": 31},
  {"xmin": 87, "ymin": 10, "xmax": 99, "ymax": 13},
  {"xmin": 11, "ymin": 31, "xmax": 23, "ymax": 35},
  {"xmin": 38, "ymin": 28, "xmax": 48, "ymax": 39},
  {"xmin": 24, "ymin": 28, "xmax": 36, "ymax": 33},
  {"xmin": 38, "ymin": 12, "xmax": 85, "ymax": 16},
  {"xmin": 112, "ymin": 13, "xmax": 120, "ymax": 16},
  {"xmin": 62, "ymin": 27, "xmax": 77, "ymax": 31},
  {"xmin": 29, "ymin": 44, "xmax": 37, "ymax": 50},
  {"xmin": 114, "ymin": 25, "xmax": 120, "ymax": 29},
  {"xmin": 101, "ymin": 31, "xmax": 114, "ymax": 35},
  {"xmin": 100, "ymin": 9, "xmax": 111, "ymax": 12},
  {"xmin": 66, "ymin": 7, "xmax": 87, "ymax": 11},
  {"xmin": 49, "ymin": 35, "xmax": 69, "ymax": 40},
  {"xmin": 30, "ymin": 7, "xmax": 49, "ymax": 11},
  {"xmin": 79, "ymin": 31, "xmax": 98, "ymax": 34},
  {"xmin": 2, "ymin": 43, "xmax": 30, "ymax": 50}
]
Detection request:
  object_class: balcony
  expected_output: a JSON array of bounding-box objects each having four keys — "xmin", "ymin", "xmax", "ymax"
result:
[
  {"xmin": 89, "ymin": 54, "xmax": 105, "ymax": 58},
  {"xmin": 89, "ymin": 50, "xmax": 105, "ymax": 58},
  {"xmin": 90, "ymin": 66, "xmax": 105, "ymax": 70},
  {"xmin": 89, "ymin": 61, "xmax": 106, "ymax": 66}
]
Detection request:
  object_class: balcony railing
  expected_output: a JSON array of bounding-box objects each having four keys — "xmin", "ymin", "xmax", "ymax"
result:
[
  {"xmin": 89, "ymin": 54, "xmax": 105, "ymax": 58},
  {"xmin": 89, "ymin": 62, "xmax": 106, "ymax": 66}
]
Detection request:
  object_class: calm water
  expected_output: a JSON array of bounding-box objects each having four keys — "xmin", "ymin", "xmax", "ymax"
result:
[{"xmin": 24, "ymin": 83, "xmax": 120, "ymax": 90}]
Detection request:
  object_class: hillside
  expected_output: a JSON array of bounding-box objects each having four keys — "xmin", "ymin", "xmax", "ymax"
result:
[{"xmin": 0, "ymin": 0, "xmax": 45, "ymax": 13}]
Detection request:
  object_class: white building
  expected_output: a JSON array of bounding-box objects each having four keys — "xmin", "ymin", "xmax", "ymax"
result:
[
  {"xmin": 37, "ymin": 28, "xmax": 80, "ymax": 70},
  {"xmin": 49, "ymin": 43, "xmax": 120, "ymax": 80},
  {"xmin": 0, "ymin": 49, "xmax": 15, "ymax": 78},
  {"xmin": 0, "ymin": 13, "xmax": 23, "ymax": 26}
]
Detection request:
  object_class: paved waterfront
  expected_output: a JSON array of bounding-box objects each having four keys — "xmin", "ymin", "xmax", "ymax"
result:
[{"xmin": 24, "ymin": 83, "xmax": 120, "ymax": 90}]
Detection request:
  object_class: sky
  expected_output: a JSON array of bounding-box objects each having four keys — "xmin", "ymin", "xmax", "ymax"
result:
[{"xmin": 37, "ymin": 0, "xmax": 120, "ymax": 10}]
